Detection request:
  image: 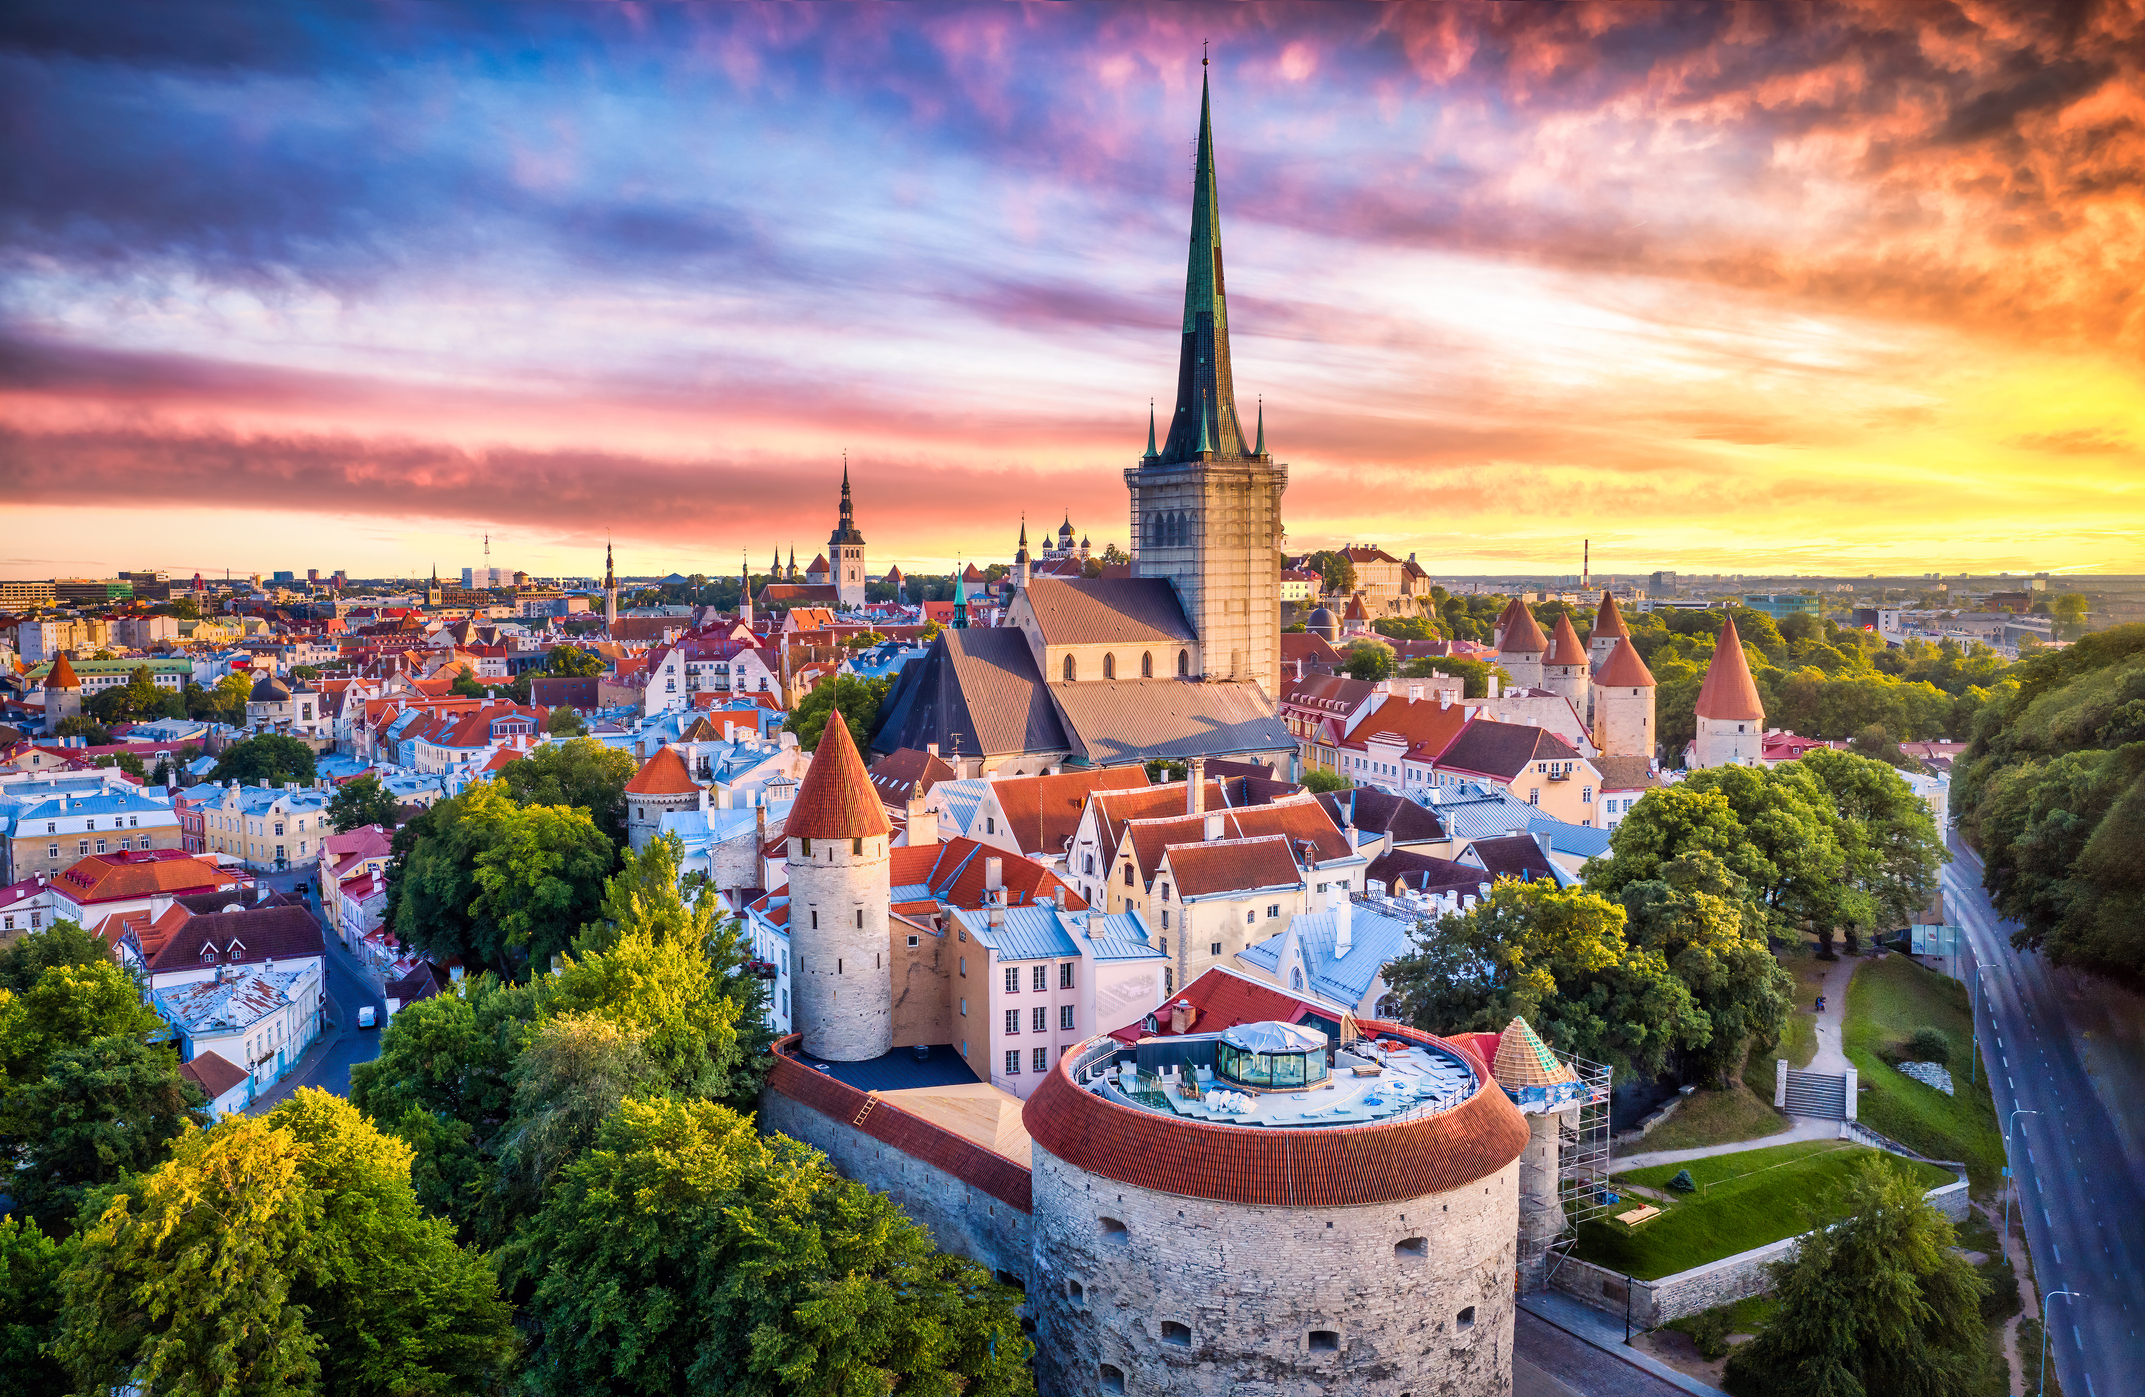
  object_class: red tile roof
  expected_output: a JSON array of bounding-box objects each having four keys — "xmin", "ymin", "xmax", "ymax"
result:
[
  {"xmin": 1545, "ymin": 613, "xmax": 1588, "ymax": 667},
  {"xmin": 1159, "ymin": 835, "xmax": 1304, "ymax": 898},
  {"xmin": 765, "ymin": 1038, "xmax": 1032, "ymax": 1211},
  {"xmin": 45, "ymin": 653, "xmax": 79, "ymax": 689},
  {"xmin": 783, "ymin": 715, "xmax": 891, "ymax": 840},
  {"xmin": 1594, "ymin": 635, "xmax": 1657, "ymax": 688},
  {"xmin": 1122, "ymin": 798, "xmax": 1348, "ymax": 881},
  {"xmin": 1592, "ymin": 591, "xmax": 1630, "ymax": 640},
  {"xmin": 55, "ymin": 851, "xmax": 242, "ymax": 906},
  {"xmin": 1696, "ymin": 615, "xmax": 1766, "ymax": 721},
  {"xmin": 886, "ymin": 837, "xmax": 1087, "ymax": 912},
  {"xmin": 179, "ymin": 1050, "xmax": 249, "ymax": 1099},
  {"xmin": 1498, "ymin": 604, "xmax": 1548, "ymax": 655},
  {"xmin": 989, "ymin": 766, "xmax": 1150, "ymax": 856},
  {"xmin": 624, "ymin": 745, "xmax": 698, "ymax": 795},
  {"xmin": 1025, "ymin": 1015, "xmax": 1528, "ymax": 1207}
]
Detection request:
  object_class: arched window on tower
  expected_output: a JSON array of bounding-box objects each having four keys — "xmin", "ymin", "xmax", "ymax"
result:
[
  {"xmin": 1103, "ymin": 653, "xmax": 1115, "ymax": 680},
  {"xmin": 1141, "ymin": 651, "xmax": 1153, "ymax": 678},
  {"xmin": 1178, "ymin": 649, "xmax": 1190, "ymax": 677},
  {"xmin": 1063, "ymin": 654, "xmax": 1076, "ymax": 682}
]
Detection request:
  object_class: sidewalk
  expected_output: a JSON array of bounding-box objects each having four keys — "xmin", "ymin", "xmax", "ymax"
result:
[
  {"xmin": 1614, "ymin": 1116, "xmax": 1839, "ymax": 1172},
  {"xmin": 1807, "ymin": 954, "xmax": 1858, "ymax": 1076},
  {"xmin": 1518, "ymin": 1291, "xmax": 1730, "ymax": 1397}
]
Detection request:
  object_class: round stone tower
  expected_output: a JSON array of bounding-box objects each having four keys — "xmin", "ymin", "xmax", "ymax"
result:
[
  {"xmin": 1496, "ymin": 602, "xmax": 1547, "ymax": 690},
  {"xmin": 623, "ymin": 745, "xmax": 703, "ymax": 852},
  {"xmin": 1024, "ymin": 1020, "xmax": 1530, "ymax": 1397},
  {"xmin": 1590, "ymin": 636, "xmax": 1658, "ymax": 759},
  {"xmin": 43, "ymin": 652, "xmax": 83, "ymax": 724},
  {"xmin": 784, "ymin": 714, "xmax": 893, "ymax": 1062},
  {"xmin": 1691, "ymin": 614, "xmax": 1766, "ymax": 769}
]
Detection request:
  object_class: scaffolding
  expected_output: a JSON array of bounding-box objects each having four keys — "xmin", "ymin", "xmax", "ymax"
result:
[{"xmin": 1519, "ymin": 1052, "xmax": 1615, "ymax": 1291}]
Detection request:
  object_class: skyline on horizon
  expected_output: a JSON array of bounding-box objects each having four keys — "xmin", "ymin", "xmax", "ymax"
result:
[{"xmin": 4, "ymin": 2, "xmax": 2141, "ymax": 582}]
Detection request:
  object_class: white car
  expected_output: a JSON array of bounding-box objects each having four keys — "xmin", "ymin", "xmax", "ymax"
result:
[{"xmin": 357, "ymin": 1005, "xmax": 377, "ymax": 1030}]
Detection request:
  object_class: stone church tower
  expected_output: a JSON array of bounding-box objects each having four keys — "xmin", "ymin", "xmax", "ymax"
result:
[
  {"xmin": 828, "ymin": 463, "xmax": 868, "ymax": 609},
  {"xmin": 784, "ymin": 714, "xmax": 894, "ymax": 1061},
  {"xmin": 1126, "ymin": 67, "xmax": 1286, "ymax": 700},
  {"xmin": 1692, "ymin": 614, "xmax": 1766, "ymax": 768}
]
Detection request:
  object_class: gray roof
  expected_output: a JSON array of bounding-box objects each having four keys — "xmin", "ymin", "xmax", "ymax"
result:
[
  {"xmin": 1427, "ymin": 784, "xmax": 1540, "ymax": 842},
  {"xmin": 951, "ymin": 906, "xmax": 1083, "ymax": 961},
  {"xmin": 1021, "ymin": 577, "xmax": 1195, "ymax": 646},
  {"xmin": 1049, "ymin": 679, "xmax": 1296, "ymax": 765},
  {"xmin": 870, "ymin": 629, "xmax": 1069, "ymax": 760},
  {"xmin": 1237, "ymin": 902, "xmax": 1421, "ymax": 1011},
  {"xmin": 1220, "ymin": 1020, "xmax": 1327, "ymax": 1053},
  {"xmin": 1527, "ymin": 814, "xmax": 1611, "ymax": 861},
  {"xmin": 1080, "ymin": 911, "xmax": 1168, "ymax": 962}
]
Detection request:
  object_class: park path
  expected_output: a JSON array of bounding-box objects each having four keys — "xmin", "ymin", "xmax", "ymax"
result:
[
  {"xmin": 1806, "ymin": 953, "xmax": 1857, "ymax": 1076},
  {"xmin": 1612, "ymin": 1117, "xmax": 1839, "ymax": 1173}
]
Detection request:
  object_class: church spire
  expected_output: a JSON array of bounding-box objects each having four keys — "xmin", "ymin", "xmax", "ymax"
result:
[
  {"xmin": 1158, "ymin": 61, "xmax": 1247, "ymax": 463},
  {"xmin": 829, "ymin": 454, "xmax": 865, "ymax": 547},
  {"xmin": 1254, "ymin": 395, "xmax": 1265, "ymax": 456},
  {"xmin": 1144, "ymin": 399, "xmax": 1158, "ymax": 459}
]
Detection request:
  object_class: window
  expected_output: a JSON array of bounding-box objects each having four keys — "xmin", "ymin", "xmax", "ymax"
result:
[
  {"xmin": 1063, "ymin": 655, "xmax": 1076, "ymax": 681},
  {"xmin": 986, "ymin": 817, "xmax": 995, "ymax": 834},
  {"xmin": 120, "ymin": 838, "xmax": 131, "ymax": 851},
  {"xmin": 1210, "ymin": 941, "xmax": 1222, "ymax": 957},
  {"xmin": 1031, "ymin": 1005, "xmax": 1046, "ymax": 1032},
  {"xmin": 1455, "ymin": 1306, "xmax": 1476, "ymax": 1332},
  {"xmin": 1178, "ymin": 649, "xmax": 1189, "ymax": 676},
  {"xmin": 959, "ymin": 956, "xmax": 966, "ymax": 975},
  {"xmin": 1582, "ymin": 787, "xmax": 1593, "ymax": 803},
  {"xmin": 1160, "ymin": 910, "xmax": 1169, "ymax": 928},
  {"xmin": 906, "ymin": 935, "xmax": 920, "ymax": 948},
  {"xmin": 1033, "ymin": 1045, "xmax": 1048, "ymax": 1072},
  {"xmin": 1060, "ymin": 1005, "xmax": 1075, "ymax": 1030},
  {"xmin": 1060, "ymin": 962, "xmax": 1074, "ymax": 989},
  {"xmin": 1290, "ymin": 967, "xmax": 1303, "ymax": 990},
  {"xmin": 48, "ymin": 845, "xmax": 57, "ymax": 859},
  {"xmin": 856, "ymin": 909, "xmax": 864, "ymax": 928},
  {"xmin": 1099, "ymin": 1365, "xmax": 1124, "ymax": 1395},
  {"xmin": 1163, "ymin": 968, "xmax": 1173, "ymax": 993},
  {"xmin": 1005, "ymin": 1009, "xmax": 1021, "ymax": 1035},
  {"xmin": 1267, "ymin": 904, "xmax": 1280, "ymax": 919},
  {"xmin": 1122, "ymin": 864, "xmax": 1133, "ymax": 887},
  {"xmin": 1395, "ymin": 1237, "xmax": 1427, "ymax": 1261},
  {"xmin": 1307, "ymin": 1331, "xmax": 1339, "ymax": 1353},
  {"xmin": 1103, "ymin": 653, "xmax": 1115, "ymax": 679},
  {"xmin": 1098, "ymin": 1217, "xmax": 1129, "ymax": 1245},
  {"xmin": 1529, "ymin": 788, "xmax": 1541, "ymax": 805},
  {"xmin": 1005, "ymin": 1050, "xmax": 1022, "ymax": 1074},
  {"xmin": 1068, "ymin": 1279, "xmax": 1085, "ymax": 1304},
  {"xmin": 1084, "ymin": 853, "xmax": 1095, "ymax": 875},
  {"xmin": 810, "ymin": 911, "xmax": 818, "ymax": 929},
  {"xmin": 1244, "ymin": 910, "xmax": 1254, "ymax": 925},
  {"xmin": 1158, "ymin": 937, "xmax": 1167, "ymax": 956},
  {"xmin": 1032, "ymin": 964, "xmax": 1047, "ymax": 991},
  {"xmin": 1006, "ymin": 966, "xmax": 1019, "ymax": 993},
  {"xmin": 1161, "ymin": 1321, "xmax": 1192, "ymax": 1347},
  {"xmin": 960, "ymin": 998, "xmax": 967, "ymax": 1015},
  {"xmin": 94, "ymin": 839, "xmax": 105, "ymax": 854},
  {"xmin": 274, "ymin": 823, "xmax": 284, "ymax": 837}
]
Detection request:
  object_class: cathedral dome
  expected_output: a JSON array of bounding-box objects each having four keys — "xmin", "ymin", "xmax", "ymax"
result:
[{"xmin": 1307, "ymin": 606, "xmax": 1338, "ymax": 641}]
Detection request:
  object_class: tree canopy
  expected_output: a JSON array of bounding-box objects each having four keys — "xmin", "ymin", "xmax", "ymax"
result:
[
  {"xmin": 327, "ymin": 774, "xmax": 398, "ymax": 833},
  {"xmin": 0, "ymin": 1033, "xmax": 207, "ymax": 1234},
  {"xmin": 545, "ymin": 644, "xmax": 606, "ymax": 678},
  {"xmin": 211, "ymin": 733, "xmax": 318, "ymax": 787},
  {"xmin": 1614, "ymin": 853, "xmax": 1793, "ymax": 1086},
  {"xmin": 493, "ymin": 736, "xmax": 637, "ymax": 847},
  {"xmin": 784, "ymin": 672, "xmax": 893, "ymax": 752}
]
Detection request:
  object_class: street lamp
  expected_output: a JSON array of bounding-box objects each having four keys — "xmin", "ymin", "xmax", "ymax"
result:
[
  {"xmin": 2040, "ymin": 1290, "xmax": 2082, "ymax": 1397},
  {"xmin": 2004, "ymin": 1109, "xmax": 2039, "ymax": 1242}
]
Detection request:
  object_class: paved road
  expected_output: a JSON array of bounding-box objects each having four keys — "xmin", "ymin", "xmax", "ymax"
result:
[
  {"xmin": 1947, "ymin": 829, "xmax": 2145, "ymax": 1397},
  {"xmin": 1514, "ymin": 1313, "xmax": 1689, "ymax": 1397},
  {"xmin": 245, "ymin": 867, "xmax": 384, "ymax": 1111}
]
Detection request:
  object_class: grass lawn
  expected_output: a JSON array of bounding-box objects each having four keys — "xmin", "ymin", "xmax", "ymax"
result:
[
  {"xmin": 1843, "ymin": 953, "xmax": 2005, "ymax": 1193},
  {"xmin": 1573, "ymin": 1140, "xmax": 1955, "ymax": 1280},
  {"xmin": 1630, "ymin": 1085, "xmax": 1791, "ymax": 1154}
]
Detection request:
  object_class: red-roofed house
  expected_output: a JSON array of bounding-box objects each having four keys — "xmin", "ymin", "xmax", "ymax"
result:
[
  {"xmin": 315, "ymin": 824, "xmax": 392, "ymax": 950},
  {"xmin": 51, "ymin": 849, "xmax": 250, "ymax": 924}
]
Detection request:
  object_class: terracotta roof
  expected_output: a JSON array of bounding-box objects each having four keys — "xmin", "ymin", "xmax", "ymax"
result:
[
  {"xmin": 1695, "ymin": 615, "xmax": 1766, "ymax": 722},
  {"xmin": 1315, "ymin": 786, "xmax": 1446, "ymax": 844},
  {"xmin": 1492, "ymin": 1017, "xmax": 1578, "ymax": 1088},
  {"xmin": 1342, "ymin": 593, "xmax": 1369, "ymax": 621},
  {"xmin": 806, "ymin": 553, "xmax": 830, "ymax": 574},
  {"xmin": 1342, "ymin": 695, "xmax": 1472, "ymax": 763},
  {"xmin": 884, "ymin": 565, "xmax": 905, "ymax": 582},
  {"xmin": 886, "ymin": 837, "xmax": 1087, "ymax": 912},
  {"xmin": 1466, "ymin": 834, "xmax": 1559, "ymax": 885},
  {"xmin": 1593, "ymin": 592, "xmax": 1630, "ymax": 640},
  {"xmin": 45, "ymin": 652, "xmax": 79, "ymax": 689},
  {"xmin": 144, "ymin": 904, "xmax": 325, "ymax": 972},
  {"xmin": 990, "ymin": 766, "xmax": 1151, "ymax": 856},
  {"xmin": 783, "ymin": 714, "xmax": 891, "ymax": 841},
  {"xmin": 1280, "ymin": 632, "xmax": 1344, "ymax": 666},
  {"xmin": 1019, "ymin": 577, "xmax": 1195, "ymax": 645},
  {"xmin": 179, "ymin": 1050, "xmax": 249, "ymax": 1099},
  {"xmin": 54, "ymin": 851, "xmax": 240, "ymax": 905},
  {"xmin": 1544, "ymin": 613, "xmax": 1588, "ymax": 667},
  {"xmin": 624, "ymin": 745, "xmax": 698, "ymax": 796},
  {"xmin": 1025, "ymin": 1017, "xmax": 1527, "ymax": 1207},
  {"xmin": 766, "ymin": 1038, "xmax": 1032, "ymax": 1211},
  {"xmin": 1124, "ymin": 798, "xmax": 1348, "ymax": 882},
  {"xmin": 1593, "ymin": 754, "xmax": 1664, "ymax": 791},
  {"xmin": 866, "ymin": 747, "xmax": 959, "ymax": 806},
  {"xmin": 1498, "ymin": 605, "xmax": 1548, "ymax": 655},
  {"xmin": 1594, "ymin": 636, "xmax": 1656, "ymax": 688},
  {"xmin": 1159, "ymin": 835, "xmax": 1304, "ymax": 898}
]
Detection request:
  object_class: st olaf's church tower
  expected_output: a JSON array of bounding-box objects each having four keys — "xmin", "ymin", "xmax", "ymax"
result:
[{"xmin": 1127, "ymin": 63, "xmax": 1287, "ymax": 701}]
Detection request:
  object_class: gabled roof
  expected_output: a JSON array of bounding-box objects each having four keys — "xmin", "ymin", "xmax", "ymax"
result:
[
  {"xmin": 866, "ymin": 747, "xmax": 959, "ymax": 806},
  {"xmin": 806, "ymin": 553, "xmax": 831, "ymax": 574},
  {"xmin": 1315, "ymin": 786, "xmax": 1447, "ymax": 845},
  {"xmin": 989, "ymin": 766, "xmax": 1151, "ymax": 856},
  {"xmin": 1159, "ymin": 835, "xmax": 1304, "ymax": 899},
  {"xmin": 1592, "ymin": 754, "xmax": 1664, "ymax": 791},
  {"xmin": 1341, "ymin": 694, "xmax": 1472, "ymax": 762},
  {"xmin": 890, "ymin": 837, "xmax": 1086, "ymax": 913},
  {"xmin": 1696, "ymin": 615, "xmax": 1766, "ymax": 721},
  {"xmin": 1050, "ymin": 679, "xmax": 1294, "ymax": 766},
  {"xmin": 54, "ymin": 850, "xmax": 240, "ymax": 905},
  {"xmin": 146, "ymin": 903, "xmax": 325, "ymax": 973},
  {"xmin": 1544, "ymin": 613, "xmax": 1588, "ymax": 667},
  {"xmin": 624, "ymin": 745, "xmax": 698, "ymax": 796},
  {"xmin": 869, "ymin": 629, "xmax": 1070, "ymax": 760},
  {"xmin": 1594, "ymin": 636, "xmax": 1657, "ymax": 688},
  {"xmin": 179, "ymin": 1050, "xmax": 249, "ymax": 1099},
  {"xmin": 1435, "ymin": 719, "xmax": 1581, "ymax": 782},
  {"xmin": 1466, "ymin": 834, "xmax": 1560, "ymax": 885},
  {"xmin": 1593, "ymin": 591, "xmax": 1630, "ymax": 640},
  {"xmin": 1498, "ymin": 605, "xmax": 1548, "ymax": 656},
  {"xmin": 1123, "ymin": 797, "xmax": 1349, "ymax": 880},
  {"xmin": 1280, "ymin": 632, "xmax": 1344, "ymax": 666},
  {"xmin": 1019, "ymin": 577, "xmax": 1196, "ymax": 645},
  {"xmin": 1365, "ymin": 848, "xmax": 1486, "ymax": 895},
  {"xmin": 783, "ymin": 714, "xmax": 890, "ymax": 841}
]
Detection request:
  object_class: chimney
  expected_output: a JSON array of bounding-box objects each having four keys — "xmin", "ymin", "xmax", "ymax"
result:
[
  {"xmin": 906, "ymin": 794, "xmax": 940, "ymax": 848},
  {"xmin": 1407, "ymin": 681, "xmax": 1423, "ymax": 701},
  {"xmin": 755, "ymin": 802, "xmax": 767, "ymax": 846},
  {"xmin": 1204, "ymin": 812, "xmax": 1224, "ymax": 842},
  {"xmin": 926, "ymin": 741, "xmax": 940, "ymax": 759},
  {"xmin": 1169, "ymin": 999, "xmax": 1195, "ymax": 1034},
  {"xmin": 1488, "ymin": 674, "xmax": 1501, "ymax": 698},
  {"xmin": 1187, "ymin": 756, "xmax": 1206, "ymax": 815},
  {"xmin": 984, "ymin": 857, "xmax": 1004, "ymax": 893},
  {"xmin": 1334, "ymin": 896, "xmax": 1353, "ymax": 958}
]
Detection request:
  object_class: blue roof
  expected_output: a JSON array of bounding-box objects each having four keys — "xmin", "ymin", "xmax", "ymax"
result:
[
  {"xmin": 1238, "ymin": 901, "xmax": 1420, "ymax": 1010},
  {"xmin": 15, "ymin": 788, "xmax": 175, "ymax": 822},
  {"xmin": 1428, "ymin": 785, "xmax": 1539, "ymax": 842},
  {"xmin": 930, "ymin": 778, "xmax": 989, "ymax": 837},
  {"xmin": 1079, "ymin": 911, "xmax": 1167, "ymax": 962},
  {"xmin": 952, "ymin": 906, "xmax": 1083, "ymax": 961},
  {"xmin": 1527, "ymin": 814, "xmax": 1611, "ymax": 861}
]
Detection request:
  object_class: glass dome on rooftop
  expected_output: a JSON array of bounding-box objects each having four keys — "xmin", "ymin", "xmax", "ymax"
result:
[{"xmin": 1216, "ymin": 1020, "xmax": 1330, "ymax": 1090}]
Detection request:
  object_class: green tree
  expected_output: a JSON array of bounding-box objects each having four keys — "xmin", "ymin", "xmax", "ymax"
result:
[
  {"xmin": 91, "ymin": 751, "xmax": 147, "ymax": 780},
  {"xmin": 1723, "ymin": 1162, "xmax": 1987, "ymax": 1396},
  {"xmin": 546, "ymin": 705, "xmax": 586, "ymax": 736},
  {"xmin": 289, "ymin": 664, "xmax": 321, "ymax": 682},
  {"xmin": 472, "ymin": 800, "xmax": 615, "ymax": 971},
  {"xmin": 492, "ymin": 1014, "xmax": 665, "ymax": 1224},
  {"xmin": 784, "ymin": 672, "xmax": 893, "ymax": 752},
  {"xmin": 327, "ymin": 774, "xmax": 398, "ymax": 833},
  {"xmin": 1302, "ymin": 767, "xmax": 1351, "ymax": 793},
  {"xmin": 0, "ymin": 960, "xmax": 165, "ymax": 1089},
  {"xmin": 211, "ymin": 733, "xmax": 318, "ymax": 787},
  {"xmin": 449, "ymin": 668, "xmax": 487, "ymax": 698},
  {"xmin": 1341, "ymin": 638, "xmax": 1395, "ymax": 682},
  {"xmin": 0, "ymin": 1035, "xmax": 206, "ymax": 1234},
  {"xmin": 0, "ymin": 1214, "xmax": 69, "ymax": 1397},
  {"xmin": 1798, "ymin": 747, "xmax": 1943, "ymax": 932},
  {"xmin": 515, "ymin": 1095, "xmax": 1034, "ymax": 1397},
  {"xmin": 0, "ymin": 921, "xmax": 108, "ymax": 994},
  {"xmin": 86, "ymin": 665, "xmax": 170, "ymax": 724},
  {"xmin": 2050, "ymin": 592, "xmax": 2089, "ymax": 640},
  {"xmin": 52, "ymin": 716, "xmax": 114, "ymax": 746},
  {"xmin": 546, "ymin": 644, "xmax": 605, "ymax": 678},
  {"xmin": 919, "ymin": 618, "xmax": 943, "ymax": 642},
  {"xmin": 494, "ymin": 736, "xmax": 637, "ymax": 848},
  {"xmin": 1399, "ymin": 654, "xmax": 1510, "ymax": 699},
  {"xmin": 1616, "ymin": 854, "xmax": 1793, "ymax": 1086},
  {"xmin": 1303, "ymin": 549, "xmax": 1357, "ymax": 597},
  {"xmin": 1382, "ymin": 880, "xmax": 1705, "ymax": 1078}
]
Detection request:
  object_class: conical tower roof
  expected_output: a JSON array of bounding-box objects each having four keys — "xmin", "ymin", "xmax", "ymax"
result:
[
  {"xmin": 45, "ymin": 652, "xmax": 80, "ymax": 689},
  {"xmin": 624, "ymin": 745, "xmax": 698, "ymax": 796},
  {"xmin": 1492, "ymin": 1016, "xmax": 1577, "ymax": 1089},
  {"xmin": 1696, "ymin": 615, "xmax": 1766, "ymax": 721},
  {"xmin": 1595, "ymin": 635, "xmax": 1656, "ymax": 688},
  {"xmin": 1498, "ymin": 604, "xmax": 1548, "ymax": 656},
  {"xmin": 784, "ymin": 710, "xmax": 891, "ymax": 840},
  {"xmin": 1593, "ymin": 591, "xmax": 1629, "ymax": 640},
  {"xmin": 1545, "ymin": 613, "xmax": 1587, "ymax": 667}
]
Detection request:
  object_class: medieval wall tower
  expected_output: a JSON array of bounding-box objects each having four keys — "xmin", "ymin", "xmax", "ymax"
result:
[
  {"xmin": 1691, "ymin": 614, "xmax": 1767, "ymax": 768},
  {"xmin": 1540, "ymin": 613, "xmax": 1590, "ymax": 716},
  {"xmin": 784, "ymin": 716, "xmax": 894, "ymax": 1061},
  {"xmin": 1126, "ymin": 67, "xmax": 1286, "ymax": 701},
  {"xmin": 1590, "ymin": 636, "xmax": 1658, "ymax": 759}
]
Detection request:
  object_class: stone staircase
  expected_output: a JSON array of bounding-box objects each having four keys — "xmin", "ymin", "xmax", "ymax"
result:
[{"xmin": 1782, "ymin": 1069, "xmax": 1848, "ymax": 1120}]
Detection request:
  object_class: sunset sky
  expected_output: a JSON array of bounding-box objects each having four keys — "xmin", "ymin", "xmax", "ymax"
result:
[{"xmin": 3, "ymin": 1, "xmax": 2141, "ymax": 583}]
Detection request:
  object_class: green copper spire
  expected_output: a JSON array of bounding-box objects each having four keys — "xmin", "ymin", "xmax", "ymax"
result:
[
  {"xmin": 1254, "ymin": 394, "xmax": 1265, "ymax": 456},
  {"xmin": 1145, "ymin": 400, "xmax": 1158, "ymax": 459},
  {"xmin": 1158, "ymin": 62, "xmax": 1247, "ymax": 463},
  {"xmin": 1195, "ymin": 397, "xmax": 1213, "ymax": 455},
  {"xmin": 952, "ymin": 562, "xmax": 970, "ymax": 629}
]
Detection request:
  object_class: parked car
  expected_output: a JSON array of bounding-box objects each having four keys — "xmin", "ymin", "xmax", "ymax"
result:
[{"xmin": 357, "ymin": 1005, "xmax": 377, "ymax": 1030}]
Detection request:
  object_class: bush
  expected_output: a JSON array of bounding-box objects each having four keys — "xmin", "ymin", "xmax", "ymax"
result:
[
  {"xmin": 1979, "ymin": 1252, "xmax": 2020, "ymax": 1323},
  {"xmin": 1907, "ymin": 1027, "xmax": 1950, "ymax": 1065},
  {"xmin": 1668, "ymin": 1168, "xmax": 1696, "ymax": 1193},
  {"xmin": 1688, "ymin": 1306, "xmax": 1733, "ymax": 1361}
]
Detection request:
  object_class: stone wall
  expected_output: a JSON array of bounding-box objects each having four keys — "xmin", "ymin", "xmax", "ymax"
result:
[
  {"xmin": 1549, "ymin": 1170, "xmax": 1972, "ymax": 1326},
  {"xmin": 1028, "ymin": 1140, "xmax": 1517, "ymax": 1397},
  {"xmin": 758, "ymin": 1089, "xmax": 1031, "ymax": 1288}
]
